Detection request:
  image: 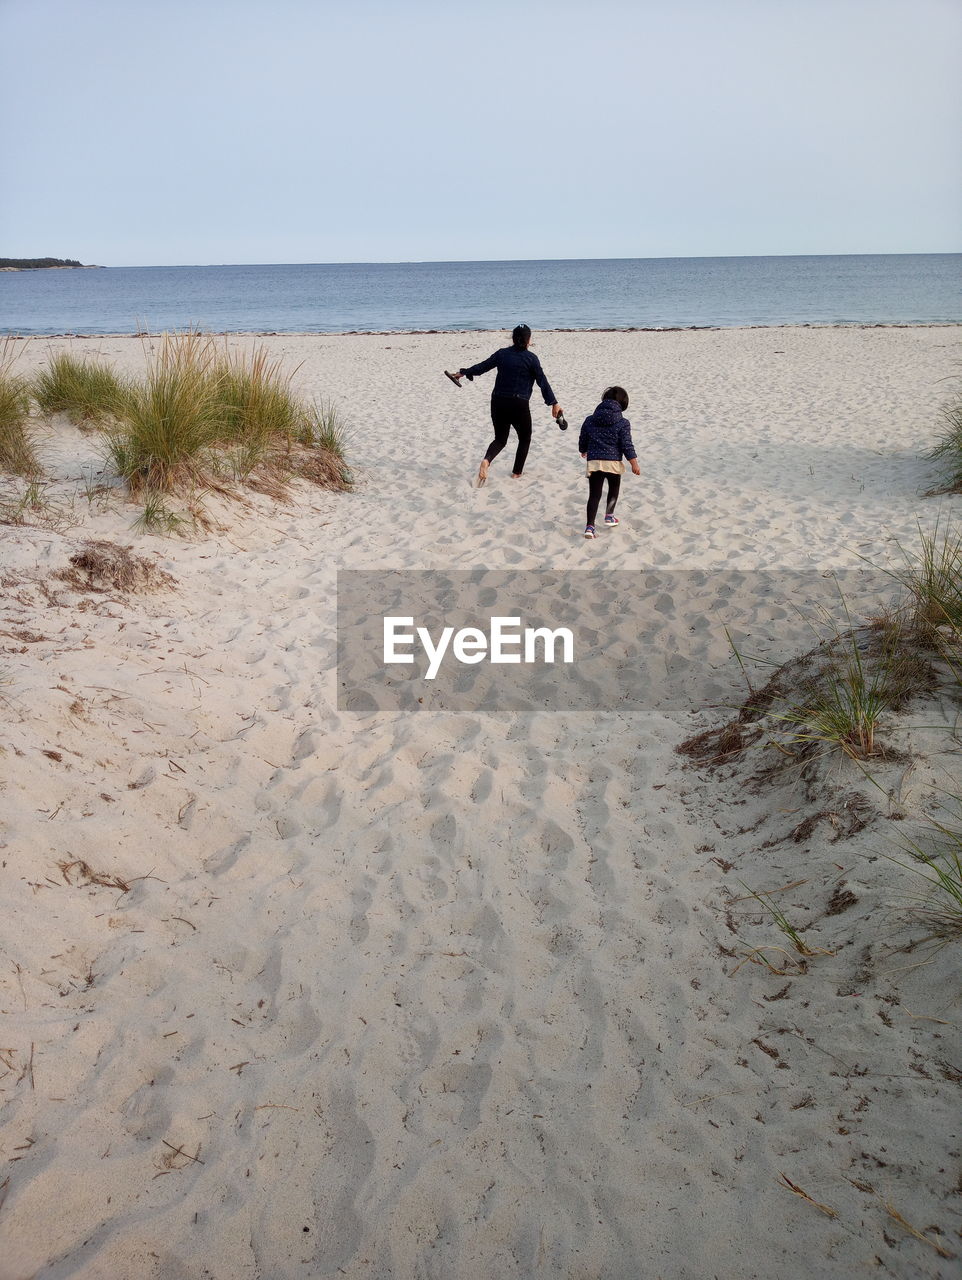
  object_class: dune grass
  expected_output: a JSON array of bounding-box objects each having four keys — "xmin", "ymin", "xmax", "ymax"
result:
[
  {"xmin": 730, "ymin": 526, "xmax": 962, "ymax": 947},
  {"xmin": 269, "ymin": 398, "xmax": 352, "ymax": 492},
  {"xmin": 887, "ymin": 519, "xmax": 962, "ymax": 637},
  {"xmin": 214, "ymin": 346, "xmax": 303, "ymax": 448},
  {"xmin": 769, "ymin": 613, "xmax": 930, "ymax": 760},
  {"xmin": 32, "ymin": 352, "xmax": 130, "ymax": 426},
  {"xmin": 0, "ymin": 338, "xmax": 40, "ymax": 477},
  {"xmin": 209, "ymin": 348, "xmax": 352, "ymax": 492},
  {"xmin": 130, "ymin": 490, "xmax": 188, "ymax": 535},
  {"xmin": 928, "ymin": 384, "xmax": 962, "ymax": 492},
  {"xmin": 100, "ymin": 332, "xmax": 351, "ymax": 499},
  {"xmin": 731, "ymin": 521, "xmax": 962, "ymax": 766},
  {"xmin": 297, "ymin": 398, "xmax": 347, "ymax": 453},
  {"xmin": 28, "ymin": 333, "xmax": 353, "ymax": 502},
  {"xmin": 718, "ymin": 583, "xmax": 933, "ymax": 764},
  {"xmin": 682, "ymin": 525, "xmax": 962, "ymax": 768},
  {"xmin": 104, "ymin": 332, "xmax": 227, "ymax": 493},
  {"xmin": 737, "ymin": 882, "xmax": 832, "ymax": 959},
  {"xmin": 298, "ymin": 399, "xmax": 352, "ymax": 478},
  {"xmin": 890, "ymin": 801, "xmax": 962, "ymax": 945}
]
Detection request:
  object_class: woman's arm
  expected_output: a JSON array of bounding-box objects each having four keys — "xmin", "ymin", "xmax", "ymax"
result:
[
  {"xmin": 532, "ymin": 355, "xmax": 559, "ymax": 408},
  {"xmin": 460, "ymin": 351, "xmax": 499, "ymax": 381}
]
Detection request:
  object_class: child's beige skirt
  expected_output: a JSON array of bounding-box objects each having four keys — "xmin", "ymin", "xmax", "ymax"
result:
[{"xmin": 585, "ymin": 459, "xmax": 626, "ymax": 477}]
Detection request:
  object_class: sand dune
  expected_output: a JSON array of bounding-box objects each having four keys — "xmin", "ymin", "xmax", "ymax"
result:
[{"xmin": 1, "ymin": 326, "xmax": 960, "ymax": 1278}]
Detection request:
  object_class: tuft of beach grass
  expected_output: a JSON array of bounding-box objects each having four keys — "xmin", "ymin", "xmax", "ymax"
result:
[
  {"xmin": 104, "ymin": 331, "xmax": 226, "ymax": 493},
  {"xmin": 769, "ymin": 613, "xmax": 930, "ymax": 760},
  {"xmin": 887, "ymin": 519, "xmax": 962, "ymax": 638},
  {"xmin": 210, "ymin": 348, "xmax": 352, "ymax": 492},
  {"xmin": 212, "ymin": 345, "xmax": 302, "ymax": 458},
  {"xmin": 928, "ymin": 381, "xmax": 962, "ymax": 493},
  {"xmin": 130, "ymin": 490, "xmax": 188, "ymax": 536},
  {"xmin": 32, "ymin": 351, "xmax": 130, "ymax": 427},
  {"xmin": 100, "ymin": 332, "xmax": 352, "ymax": 504},
  {"xmin": 890, "ymin": 797, "xmax": 962, "ymax": 945},
  {"xmin": 0, "ymin": 338, "xmax": 41, "ymax": 477}
]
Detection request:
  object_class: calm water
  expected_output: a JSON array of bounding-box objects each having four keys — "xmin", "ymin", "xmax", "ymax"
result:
[{"xmin": 1, "ymin": 254, "xmax": 960, "ymax": 336}]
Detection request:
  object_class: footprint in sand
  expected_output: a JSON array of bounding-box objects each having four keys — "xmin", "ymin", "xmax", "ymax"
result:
[
  {"xmin": 470, "ymin": 767, "xmax": 494, "ymax": 803},
  {"xmin": 298, "ymin": 1085, "xmax": 375, "ymax": 1273},
  {"xmin": 120, "ymin": 1066, "xmax": 175, "ymax": 1140},
  {"xmin": 429, "ymin": 811, "xmax": 457, "ymax": 848},
  {"xmin": 349, "ymin": 879, "xmax": 373, "ymax": 944}
]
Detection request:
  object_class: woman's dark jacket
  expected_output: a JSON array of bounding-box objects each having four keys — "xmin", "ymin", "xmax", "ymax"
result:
[{"xmin": 460, "ymin": 346, "xmax": 557, "ymax": 405}]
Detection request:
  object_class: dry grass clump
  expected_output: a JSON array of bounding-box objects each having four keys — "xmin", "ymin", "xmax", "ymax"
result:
[
  {"xmin": 242, "ymin": 402, "xmax": 352, "ymax": 496},
  {"xmin": 0, "ymin": 338, "xmax": 41, "ymax": 477},
  {"xmin": 104, "ymin": 332, "xmax": 225, "ymax": 493},
  {"xmin": 56, "ymin": 540, "xmax": 177, "ymax": 594},
  {"xmin": 678, "ymin": 610, "xmax": 933, "ymax": 767},
  {"xmin": 101, "ymin": 332, "xmax": 351, "ymax": 500},
  {"xmin": 211, "ymin": 350, "xmax": 351, "ymax": 491},
  {"xmin": 25, "ymin": 334, "xmax": 352, "ymax": 513},
  {"xmin": 214, "ymin": 346, "xmax": 303, "ymax": 466},
  {"xmin": 768, "ymin": 614, "xmax": 932, "ymax": 760},
  {"xmin": 57, "ymin": 858, "xmax": 131, "ymax": 892},
  {"xmin": 32, "ymin": 352, "xmax": 130, "ymax": 426}
]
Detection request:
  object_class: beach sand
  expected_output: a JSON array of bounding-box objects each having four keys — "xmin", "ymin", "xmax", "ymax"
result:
[{"xmin": 1, "ymin": 325, "xmax": 961, "ymax": 1278}]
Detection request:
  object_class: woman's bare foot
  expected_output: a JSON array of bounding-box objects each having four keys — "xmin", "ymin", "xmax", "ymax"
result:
[
  {"xmin": 477, "ymin": 459, "xmax": 489, "ymax": 487},
  {"xmin": 510, "ymin": 472, "xmax": 523, "ymax": 478}
]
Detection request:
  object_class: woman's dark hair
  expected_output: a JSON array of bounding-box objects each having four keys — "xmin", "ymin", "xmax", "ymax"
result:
[
  {"xmin": 603, "ymin": 385, "xmax": 629, "ymax": 409},
  {"xmin": 512, "ymin": 324, "xmax": 532, "ymax": 348}
]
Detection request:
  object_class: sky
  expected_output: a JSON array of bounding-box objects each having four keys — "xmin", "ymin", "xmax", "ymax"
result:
[{"xmin": 1, "ymin": 0, "xmax": 960, "ymax": 266}]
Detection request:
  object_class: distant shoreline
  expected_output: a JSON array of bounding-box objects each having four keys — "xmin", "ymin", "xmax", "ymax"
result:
[{"xmin": 0, "ymin": 261, "xmax": 101, "ymax": 272}]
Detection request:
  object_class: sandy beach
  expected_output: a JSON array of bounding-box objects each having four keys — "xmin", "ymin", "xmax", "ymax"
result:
[{"xmin": 1, "ymin": 324, "xmax": 961, "ymax": 1279}]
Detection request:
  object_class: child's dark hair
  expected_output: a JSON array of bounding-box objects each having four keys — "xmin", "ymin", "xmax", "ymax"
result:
[
  {"xmin": 512, "ymin": 324, "xmax": 532, "ymax": 348},
  {"xmin": 603, "ymin": 385, "xmax": 629, "ymax": 410}
]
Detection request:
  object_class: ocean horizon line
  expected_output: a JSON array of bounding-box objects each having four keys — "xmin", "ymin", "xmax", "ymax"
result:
[{"xmin": 71, "ymin": 250, "xmax": 962, "ymax": 270}]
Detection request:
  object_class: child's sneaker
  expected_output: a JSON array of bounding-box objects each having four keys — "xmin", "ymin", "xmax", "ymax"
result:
[
  {"xmin": 584, "ymin": 525, "xmax": 596, "ymax": 539},
  {"xmin": 604, "ymin": 514, "xmax": 620, "ymax": 527}
]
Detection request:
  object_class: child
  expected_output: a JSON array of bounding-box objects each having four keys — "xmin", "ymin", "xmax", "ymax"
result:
[{"xmin": 578, "ymin": 386, "xmax": 641, "ymax": 538}]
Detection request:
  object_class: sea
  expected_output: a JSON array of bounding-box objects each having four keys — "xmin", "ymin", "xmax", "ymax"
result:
[{"xmin": 1, "ymin": 254, "xmax": 960, "ymax": 337}]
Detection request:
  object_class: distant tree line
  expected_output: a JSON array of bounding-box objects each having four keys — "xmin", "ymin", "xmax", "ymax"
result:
[{"xmin": 0, "ymin": 257, "xmax": 84, "ymax": 269}]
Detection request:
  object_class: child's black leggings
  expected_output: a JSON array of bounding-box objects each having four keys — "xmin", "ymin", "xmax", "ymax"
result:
[
  {"xmin": 485, "ymin": 395, "xmax": 532, "ymax": 474},
  {"xmin": 586, "ymin": 471, "xmax": 621, "ymax": 526}
]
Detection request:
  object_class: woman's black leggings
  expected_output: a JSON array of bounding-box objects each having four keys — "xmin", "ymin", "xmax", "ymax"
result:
[
  {"xmin": 586, "ymin": 471, "xmax": 621, "ymax": 526},
  {"xmin": 485, "ymin": 395, "xmax": 532, "ymax": 474}
]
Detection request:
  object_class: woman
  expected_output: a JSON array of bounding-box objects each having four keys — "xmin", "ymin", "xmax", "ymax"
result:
[{"xmin": 448, "ymin": 324, "xmax": 564, "ymax": 485}]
